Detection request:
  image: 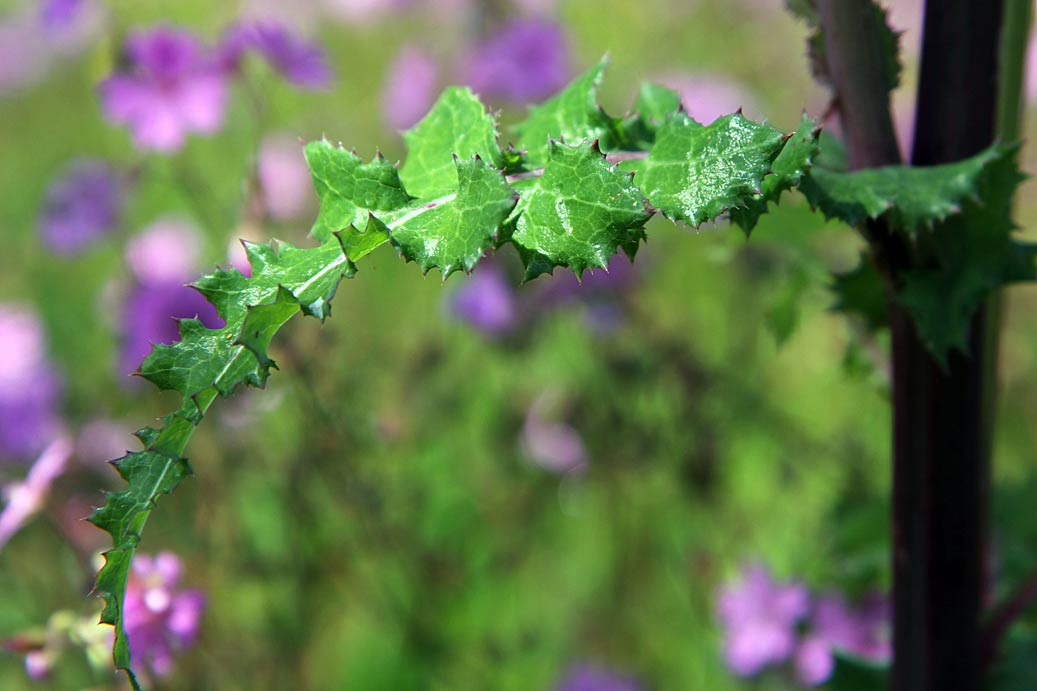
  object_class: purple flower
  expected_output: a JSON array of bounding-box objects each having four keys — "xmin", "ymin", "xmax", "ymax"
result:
[
  {"xmin": 650, "ymin": 72, "xmax": 757, "ymax": 124},
  {"xmin": 120, "ymin": 219, "xmax": 223, "ymax": 374},
  {"xmin": 382, "ymin": 43, "xmax": 440, "ymax": 131},
  {"xmin": 794, "ymin": 635, "xmax": 835, "ymax": 687},
  {"xmin": 0, "ymin": 437, "xmax": 73, "ymax": 551},
  {"xmin": 0, "ymin": 305, "xmax": 63, "ymax": 461},
  {"xmin": 716, "ymin": 564, "xmax": 810, "ymax": 677},
  {"xmin": 121, "ymin": 282, "xmax": 223, "ymax": 375},
  {"xmin": 125, "ymin": 218, "xmax": 201, "ymax": 285},
  {"xmin": 556, "ymin": 664, "xmax": 642, "ymax": 691},
  {"xmin": 39, "ymin": 159, "xmax": 123, "ymax": 255},
  {"xmin": 124, "ymin": 551, "xmax": 205, "ymax": 677},
  {"xmin": 99, "ymin": 27, "xmax": 229, "ymax": 152},
  {"xmin": 39, "ymin": 0, "xmax": 84, "ymax": 30},
  {"xmin": 219, "ymin": 21, "xmax": 331, "ymax": 89},
  {"xmin": 257, "ymin": 133, "xmax": 314, "ymax": 220},
  {"xmin": 460, "ymin": 19, "xmax": 571, "ymax": 104},
  {"xmin": 520, "ymin": 393, "xmax": 588, "ymax": 474},
  {"xmin": 447, "ymin": 262, "xmax": 517, "ymax": 335},
  {"xmin": 809, "ymin": 592, "xmax": 891, "ymax": 663}
]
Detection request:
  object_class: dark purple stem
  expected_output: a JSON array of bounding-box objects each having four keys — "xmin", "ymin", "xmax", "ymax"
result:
[
  {"xmin": 814, "ymin": 1, "xmax": 1005, "ymax": 690},
  {"xmin": 982, "ymin": 570, "xmax": 1037, "ymax": 667}
]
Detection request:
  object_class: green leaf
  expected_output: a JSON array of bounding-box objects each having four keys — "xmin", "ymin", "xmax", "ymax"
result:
[
  {"xmin": 896, "ymin": 148, "xmax": 1032, "ymax": 361},
  {"xmin": 305, "ymin": 142, "xmax": 414, "ymax": 242},
  {"xmin": 401, "ymin": 86, "xmax": 504, "ymax": 198},
  {"xmin": 830, "ymin": 257, "xmax": 889, "ymax": 332},
  {"xmin": 512, "ymin": 58, "xmax": 619, "ymax": 165},
  {"xmin": 730, "ymin": 115, "xmax": 820, "ymax": 234},
  {"xmin": 509, "ymin": 140, "xmax": 652, "ymax": 279},
  {"xmin": 89, "ymin": 403, "xmax": 208, "ymax": 691},
  {"xmin": 799, "ymin": 146, "xmax": 1008, "ymax": 235},
  {"xmin": 617, "ymin": 82, "xmax": 683, "ymax": 149},
  {"xmin": 637, "ymin": 111, "xmax": 787, "ymax": 227},
  {"xmin": 788, "ymin": 0, "xmax": 901, "ymax": 94},
  {"xmin": 389, "ymin": 155, "xmax": 518, "ymax": 277},
  {"xmin": 91, "ymin": 65, "xmax": 825, "ymax": 686}
]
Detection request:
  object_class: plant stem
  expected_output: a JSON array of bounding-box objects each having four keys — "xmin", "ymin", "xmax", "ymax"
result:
[
  {"xmin": 815, "ymin": 0, "xmax": 1009, "ymax": 689},
  {"xmin": 890, "ymin": 2, "xmax": 1005, "ymax": 690}
]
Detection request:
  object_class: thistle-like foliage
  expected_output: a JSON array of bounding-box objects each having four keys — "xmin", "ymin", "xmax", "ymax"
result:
[{"xmin": 89, "ymin": 58, "xmax": 1031, "ymax": 687}]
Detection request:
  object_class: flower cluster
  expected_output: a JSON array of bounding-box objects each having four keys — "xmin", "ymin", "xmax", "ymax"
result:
[
  {"xmin": 123, "ymin": 551, "xmax": 205, "ymax": 677},
  {"xmin": 382, "ymin": 17, "xmax": 573, "ymax": 130},
  {"xmin": 99, "ymin": 21, "xmax": 329, "ymax": 152},
  {"xmin": 716, "ymin": 564, "xmax": 891, "ymax": 686}
]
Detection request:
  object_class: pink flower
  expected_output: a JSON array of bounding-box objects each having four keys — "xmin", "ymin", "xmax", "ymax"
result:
[
  {"xmin": 382, "ymin": 43, "xmax": 440, "ymax": 131},
  {"xmin": 124, "ymin": 217, "xmax": 201, "ymax": 285},
  {"xmin": 716, "ymin": 564, "xmax": 810, "ymax": 677},
  {"xmin": 650, "ymin": 72, "xmax": 758, "ymax": 124},
  {"xmin": 257, "ymin": 133, "xmax": 314, "ymax": 220},
  {"xmin": 0, "ymin": 438, "xmax": 73, "ymax": 550},
  {"xmin": 124, "ymin": 552, "xmax": 205, "ymax": 677},
  {"xmin": 219, "ymin": 20, "xmax": 331, "ymax": 89},
  {"xmin": 99, "ymin": 27, "xmax": 229, "ymax": 152}
]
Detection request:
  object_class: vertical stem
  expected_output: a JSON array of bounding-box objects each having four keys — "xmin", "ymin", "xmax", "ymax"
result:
[
  {"xmin": 890, "ymin": 3, "xmax": 1004, "ymax": 691},
  {"xmin": 815, "ymin": 0, "xmax": 1015, "ymax": 689}
]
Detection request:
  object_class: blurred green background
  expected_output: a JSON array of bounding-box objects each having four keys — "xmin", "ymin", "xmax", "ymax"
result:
[{"xmin": 2, "ymin": 0, "xmax": 1037, "ymax": 689}]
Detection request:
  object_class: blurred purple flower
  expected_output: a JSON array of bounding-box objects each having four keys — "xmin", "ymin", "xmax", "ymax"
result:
[
  {"xmin": 716, "ymin": 563, "xmax": 810, "ymax": 677},
  {"xmin": 220, "ymin": 21, "xmax": 331, "ymax": 89},
  {"xmin": 257, "ymin": 133, "xmax": 314, "ymax": 220},
  {"xmin": 39, "ymin": 159, "xmax": 123, "ymax": 255},
  {"xmin": 99, "ymin": 27, "xmax": 228, "ymax": 152},
  {"xmin": 125, "ymin": 218, "xmax": 201, "ymax": 285},
  {"xmin": 24, "ymin": 649, "xmax": 53, "ymax": 680},
  {"xmin": 794, "ymin": 635, "xmax": 835, "ymax": 687},
  {"xmin": 121, "ymin": 282, "xmax": 223, "ymax": 375},
  {"xmin": 460, "ymin": 19, "xmax": 571, "ymax": 104},
  {"xmin": 39, "ymin": 0, "xmax": 83, "ymax": 29},
  {"xmin": 382, "ymin": 43, "xmax": 440, "ymax": 131},
  {"xmin": 447, "ymin": 262, "xmax": 517, "ymax": 335},
  {"xmin": 651, "ymin": 72, "xmax": 757, "ymax": 124},
  {"xmin": 121, "ymin": 219, "xmax": 222, "ymax": 374},
  {"xmin": 520, "ymin": 393, "xmax": 588, "ymax": 474},
  {"xmin": 0, "ymin": 1, "xmax": 104, "ymax": 95},
  {"xmin": 0, "ymin": 16, "xmax": 48, "ymax": 94},
  {"xmin": 809, "ymin": 592, "xmax": 891, "ymax": 663},
  {"xmin": 0, "ymin": 306, "xmax": 63, "ymax": 461},
  {"xmin": 0, "ymin": 437, "xmax": 73, "ymax": 550},
  {"xmin": 124, "ymin": 551, "xmax": 205, "ymax": 677},
  {"xmin": 556, "ymin": 664, "xmax": 642, "ymax": 691},
  {"xmin": 529, "ymin": 255, "xmax": 638, "ymax": 333}
]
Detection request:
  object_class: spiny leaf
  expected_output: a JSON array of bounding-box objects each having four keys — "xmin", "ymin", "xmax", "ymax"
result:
[
  {"xmin": 305, "ymin": 142, "xmax": 413, "ymax": 242},
  {"xmin": 730, "ymin": 115, "xmax": 821, "ymax": 234},
  {"xmin": 799, "ymin": 145, "xmax": 1008, "ymax": 235},
  {"xmin": 636, "ymin": 111, "xmax": 787, "ymax": 227},
  {"xmin": 389, "ymin": 155, "xmax": 518, "ymax": 277},
  {"xmin": 895, "ymin": 147, "xmax": 1031, "ymax": 362},
  {"xmin": 512, "ymin": 58, "xmax": 619, "ymax": 164},
  {"xmin": 617, "ymin": 82, "xmax": 683, "ymax": 149},
  {"xmin": 830, "ymin": 257, "xmax": 888, "ymax": 332},
  {"xmin": 89, "ymin": 401, "xmax": 209, "ymax": 691},
  {"xmin": 92, "ymin": 64, "xmax": 822, "ymax": 687},
  {"xmin": 401, "ymin": 86, "xmax": 504, "ymax": 197},
  {"xmin": 510, "ymin": 139, "xmax": 652, "ymax": 279},
  {"xmin": 787, "ymin": 0, "xmax": 901, "ymax": 94}
]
